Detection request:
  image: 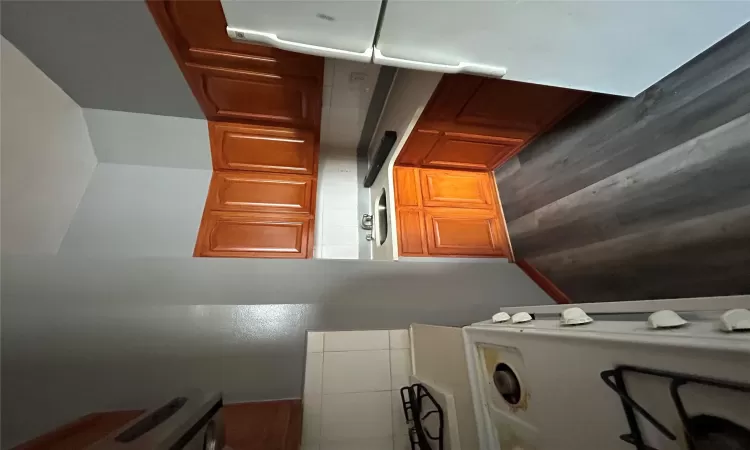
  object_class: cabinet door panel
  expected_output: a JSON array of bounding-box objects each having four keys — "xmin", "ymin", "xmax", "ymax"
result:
[
  {"xmin": 208, "ymin": 172, "xmax": 314, "ymax": 214},
  {"xmin": 397, "ymin": 208, "xmax": 427, "ymax": 256},
  {"xmin": 210, "ymin": 122, "xmax": 316, "ymax": 174},
  {"xmin": 191, "ymin": 66, "xmax": 318, "ymax": 126},
  {"xmin": 424, "ymin": 209, "xmax": 506, "ymax": 257},
  {"xmin": 396, "ymin": 129, "xmax": 440, "ymax": 166},
  {"xmin": 394, "ymin": 167, "xmax": 421, "ymax": 207},
  {"xmin": 152, "ymin": 0, "xmax": 323, "ymax": 76},
  {"xmin": 195, "ymin": 212, "xmax": 310, "ymax": 258},
  {"xmin": 420, "ymin": 169, "xmax": 495, "ymax": 209},
  {"xmin": 422, "ymin": 75, "xmax": 587, "ymax": 138},
  {"xmin": 423, "ymin": 133, "xmax": 523, "ymax": 171}
]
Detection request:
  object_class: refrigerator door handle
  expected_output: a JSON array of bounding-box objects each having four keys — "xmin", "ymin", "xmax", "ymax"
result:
[
  {"xmin": 227, "ymin": 27, "xmax": 374, "ymax": 63},
  {"xmin": 372, "ymin": 47, "xmax": 507, "ymax": 78}
]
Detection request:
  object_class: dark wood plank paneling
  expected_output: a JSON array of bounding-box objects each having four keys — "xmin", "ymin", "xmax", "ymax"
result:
[
  {"xmin": 495, "ymin": 23, "xmax": 750, "ymax": 303},
  {"xmin": 498, "ymin": 23, "xmax": 750, "ymax": 221},
  {"xmin": 509, "ymin": 114, "xmax": 750, "ymax": 258}
]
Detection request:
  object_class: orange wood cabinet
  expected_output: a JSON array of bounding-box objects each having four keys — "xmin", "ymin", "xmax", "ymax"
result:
[
  {"xmin": 396, "ymin": 74, "xmax": 588, "ymax": 170},
  {"xmin": 206, "ymin": 172, "xmax": 315, "ymax": 215},
  {"xmin": 424, "ymin": 208, "xmax": 506, "ymax": 256},
  {"xmin": 195, "ymin": 211, "xmax": 312, "ymax": 258},
  {"xmin": 147, "ymin": 0, "xmax": 324, "ymax": 125},
  {"xmin": 188, "ymin": 66, "xmax": 320, "ymax": 127},
  {"xmin": 419, "ymin": 168, "xmax": 495, "ymax": 209},
  {"xmin": 147, "ymin": 0, "xmax": 321, "ymax": 76},
  {"xmin": 396, "ymin": 208, "xmax": 427, "ymax": 256},
  {"xmin": 148, "ymin": 0, "xmax": 323, "ymax": 259},
  {"xmin": 209, "ymin": 122, "xmax": 316, "ymax": 175},
  {"xmin": 195, "ymin": 171, "xmax": 316, "ymax": 258},
  {"xmin": 394, "ymin": 167, "xmax": 510, "ymax": 258},
  {"xmin": 421, "ymin": 75, "xmax": 587, "ymax": 135}
]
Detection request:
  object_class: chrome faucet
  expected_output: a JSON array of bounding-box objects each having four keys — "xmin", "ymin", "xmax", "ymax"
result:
[{"xmin": 361, "ymin": 214, "xmax": 373, "ymax": 230}]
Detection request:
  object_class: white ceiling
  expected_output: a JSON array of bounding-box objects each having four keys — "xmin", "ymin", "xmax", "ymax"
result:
[{"xmin": 320, "ymin": 58, "xmax": 381, "ymax": 151}]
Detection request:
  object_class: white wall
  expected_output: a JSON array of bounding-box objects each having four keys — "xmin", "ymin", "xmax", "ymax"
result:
[
  {"xmin": 0, "ymin": 37, "xmax": 97, "ymax": 255},
  {"xmin": 58, "ymin": 163, "xmax": 211, "ymax": 257},
  {"xmin": 368, "ymin": 69, "xmax": 442, "ymax": 261},
  {"xmin": 82, "ymin": 108, "xmax": 212, "ymax": 169}
]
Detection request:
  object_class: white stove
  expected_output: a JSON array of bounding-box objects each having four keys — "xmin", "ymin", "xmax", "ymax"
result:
[{"xmin": 462, "ymin": 297, "xmax": 750, "ymax": 450}]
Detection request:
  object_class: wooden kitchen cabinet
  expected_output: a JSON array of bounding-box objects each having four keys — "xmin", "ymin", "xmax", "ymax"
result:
[
  {"xmin": 394, "ymin": 167, "xmax": 510, "ymax": 258},
  {"xmin": 421, "ymin": 74, "xmax": 588, "ymax": 137},
  {"xmin": 397, "ymin": 208, "xmax": 427, "ymax": 255},
  {"xmin": 209, "ymin": 122, "xmax": 316, "ymax": 175},
  {"xmin": 207, "ymin": 172, "xmax": 315, "ymax": 215},
  {"xmin": 398, "ymin": 130, "xmax": 522, "ymax": 171},
  {"xmin": 394, "ymin": 166, "xmax": 422, "ymax": 207},
  {"xmin": 194, "ymin": 211, "xmax": 312, "ymax": 258},
  {"xmin": 149, "ymin": 0, "xmax": 323, "ymax": 259},
  {"xmin": 421, "ymin": 133, "xmax": 523, "ymax": 171},
  {"xmin": 419, "ymin": 169, "xmax": 495, "ymax": 209},
  {"xmin": 396, "ymin": 75, "xmax": 587, "ymax": 171},
  {"xmin": 147, "ymin": 0, "xmax": 323, "ymax": 77},
  {"xmin": 424, "ymin": 208, "xmax": 507, "ymax": 257},
  {"xmin": 190, "ymin": 66, "xmax": 320, "ymax": 127}
]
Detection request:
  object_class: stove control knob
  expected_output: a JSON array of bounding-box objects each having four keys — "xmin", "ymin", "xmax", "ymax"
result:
[
  {"xmin": 492, "ymin": 312, "xmax": 511, "ymax": 323},
  {"xmin": 511, "ymin": 312, "xmax": 532, "ymax": 324},
  {"xmin": 648, "ymin": 310, "xmax": 688, "ymax": 329},
  {"xmin": 719, "ymin": 308, "xmax": 750, "ymax": 332},
  {"xmin": 560, "ymin": 307, "xmax": 593, "ymax": 326}
]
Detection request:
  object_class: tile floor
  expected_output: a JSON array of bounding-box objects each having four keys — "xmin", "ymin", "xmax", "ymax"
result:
[{"xmin": 303, "ymin": 330, "xmax": 413, "ymax": 450}]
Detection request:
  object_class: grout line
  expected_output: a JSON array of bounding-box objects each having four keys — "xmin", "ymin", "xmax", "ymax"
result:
[{"xmin": 318, "ymin": 348, "xmax": 391, "ymax": 353}]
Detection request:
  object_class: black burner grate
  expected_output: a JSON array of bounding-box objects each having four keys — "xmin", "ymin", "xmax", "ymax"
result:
[
  {"xmin": 399, "ymin": 383, "xmax": 444, "ymax": 450},
  {"xmin": 601, "ymin": 365, "xmax": 750, "ymax": 450}
]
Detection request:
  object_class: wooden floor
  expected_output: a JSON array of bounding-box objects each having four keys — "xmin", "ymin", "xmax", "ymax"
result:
[
  {"xmin": 224, "ymin": 400, "xmax": 302, "ymax": 450},
  {"xmin": 14, "ymin": 400, "xmax": 302, "ymax": 450}
]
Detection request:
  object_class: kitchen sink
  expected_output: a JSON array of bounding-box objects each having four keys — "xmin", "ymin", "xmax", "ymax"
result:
[{"xmin": 377, "ymin": 188, "xmax": 388, "ymax": 246}]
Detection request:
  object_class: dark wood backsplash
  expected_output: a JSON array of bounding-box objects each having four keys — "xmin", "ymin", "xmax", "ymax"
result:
[{"xmin": 495, "ymin": 23, "xmax": 750, "ymax": 303}]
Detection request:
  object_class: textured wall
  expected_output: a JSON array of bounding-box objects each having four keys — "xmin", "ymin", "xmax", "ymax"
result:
[
  {"xmin": 495, "ymin": 23, "xmax": 750, "ymax": 302},
  {"xmin": 1, "ymin": 255, "xmax": 552, "ymax": 447},
  {"xmin": 0, "ymin": 1, "xmax": 203, "ymax": 118}
]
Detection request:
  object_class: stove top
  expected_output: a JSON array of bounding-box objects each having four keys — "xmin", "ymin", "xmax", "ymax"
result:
[{"xmin": 463, "ymin": 313, "xmax": 750, "ymax": 450}]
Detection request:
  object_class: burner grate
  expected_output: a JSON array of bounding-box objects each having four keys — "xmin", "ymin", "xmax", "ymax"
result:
[
  {"xmin": 601, "ymin": 365, "xmax": 750, "ymax": 450},
  {"xmin": 399, "ymin": 383, "xmax": 444, "ymax": 450}
]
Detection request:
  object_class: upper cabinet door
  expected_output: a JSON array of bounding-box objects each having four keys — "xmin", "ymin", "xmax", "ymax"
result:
[
  {"xmin": 189, "ymin": 66, "xmax": 320, "ymax": 126},
  {"xmin": 220, "ymin": 0, "xmax": 382, "ymax": 62},
  {"xmin": 151, "ymin": 0, "xmax": 323, "ymax": 76},
  {"xmin": 422, "ymin": 76, "xmax": 587, "ymax": 137},
  {"xmin": 209, "ymin": 122, "xmax": 316, "ymax": 175},
  {"xmin": 375, "ymin": 2, "xmax": 750, "ymax": 96}
]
